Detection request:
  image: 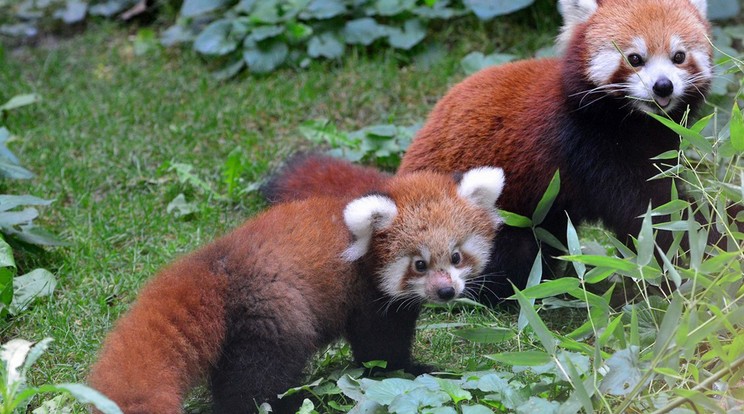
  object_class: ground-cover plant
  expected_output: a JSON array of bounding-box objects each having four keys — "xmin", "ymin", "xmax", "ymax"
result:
[
  {"xmin": 0, "ymin": 94, "xmax": 63, "ymax": 324},
  {"xmin": 0, "ymin": 337, "xmax": 120, "ymax": 413}
]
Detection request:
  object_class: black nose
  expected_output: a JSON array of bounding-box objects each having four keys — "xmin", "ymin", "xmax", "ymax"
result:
[
  {"xmin": 653, "ymin": 77, "xmax": 674, "ymax": 97},
  {"xmin": 437, "ymin": 287, "xmax": 456, "ymax": 301}
]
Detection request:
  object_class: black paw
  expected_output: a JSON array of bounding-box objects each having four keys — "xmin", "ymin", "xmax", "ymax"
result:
[{"xmin": 404, "ymin": 362, "xmax": 435, "ymax": 376}]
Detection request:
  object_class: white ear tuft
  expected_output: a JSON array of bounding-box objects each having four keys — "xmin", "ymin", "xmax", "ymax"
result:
[
  {"xmin": 556, "ymin": 0, "xmax": 598, "ymax": 53},
  {"xmin": 688, "ymin": 0, "xmax": 707, "ymax": 18},
  {"xmin": 457, "ymin": 167, "xmax": 505, "ymax": 227},
  {"xmin": 341, "ymin": 194, "xmax": 398, "ymax": 262}
]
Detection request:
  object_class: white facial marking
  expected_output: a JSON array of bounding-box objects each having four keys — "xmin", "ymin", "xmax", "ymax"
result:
[
  {"xmin": 461, "ymin": 234, "xmax": 492, "ymax": 272},
  {"xmin": 690, "ymin": 49, "xmax": 712, "ymax": 79},
  {"xmin": 341, "ymin": 195, "xmax": 397, "ymax": 262},
  {"xmin": 378, "ymin": 256, "xmax": 410, "ymax": 298},
  {"xmin": 588, "ymin": 48, "xmax": 622, "ymax": 85},
  {"xmin": 457, "ymin": 167, "xmax": 505, "ymax": 227},
  {"xmin": 448, "ymin": 265, "xmax": 469, "ymax": 296}
]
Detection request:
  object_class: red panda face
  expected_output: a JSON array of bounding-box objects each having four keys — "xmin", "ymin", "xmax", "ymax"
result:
[
  {"xmin": 562, "ymin": 0, "xmax": 712, "ymax": 114},
  {"xmin": 342, "ymin": 168, "xmax": 504, "ymax": 305}
]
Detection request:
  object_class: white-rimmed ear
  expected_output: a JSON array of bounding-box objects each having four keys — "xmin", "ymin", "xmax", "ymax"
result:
[
  {"xmin": 688, "ymin": 0, "xmax": 707, "ymax": 18},
  {"xmin": 341, "ymin": 194, "xmax": 398, "ymax": 262},
  {"xmin": 457, "ymin": 167, "xmax": 505, "ymax": 227},
  {"xmin": 556, "ymin": 0, "xmax": 598, "ymax": 53}
]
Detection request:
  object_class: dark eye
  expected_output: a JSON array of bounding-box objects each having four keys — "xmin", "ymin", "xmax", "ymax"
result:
[
  {"xmin": 672, "ymin": 51, "xmax": 686, "ymax": 64},
  {"xmin": 451, "ymin": 252, "xmax": 461, "ymax": 265},
  {"xmin": 414, "ymin": 260, "xmax": 427, "ymax": 272},
  {"xmin": 627, "ymin": 53, "xmax": 644, "ymax": 67}
]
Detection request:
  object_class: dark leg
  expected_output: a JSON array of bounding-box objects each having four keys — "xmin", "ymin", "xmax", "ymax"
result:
[
  {"xmin": 345, "ymin": 303, "xmax": 429, "ymax": 375},
  {"xmin": 475, "ymin": 226, "xmax": 560, "ymax": 306}
]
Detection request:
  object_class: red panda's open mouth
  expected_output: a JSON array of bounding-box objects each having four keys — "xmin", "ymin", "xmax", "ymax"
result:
[{"xmin": 655, "ymin": 96, "xmax": 672, "ymax": 108}]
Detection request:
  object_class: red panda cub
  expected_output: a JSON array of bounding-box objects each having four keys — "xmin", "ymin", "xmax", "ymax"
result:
[
  {"xmin": 88, "ymin": 167, "xmax": 505, "ymax": 414},
  {"xmin": 397, "ymin": 0, "xmax": 715, "ymax": 303}
]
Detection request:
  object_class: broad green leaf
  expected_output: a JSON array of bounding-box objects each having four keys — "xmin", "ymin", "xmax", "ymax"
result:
[
  {"xmin": 0, "ymin": 127, "xmax": 20, "ymax": 164},
  {"xmin": 565, "ymin": 216, "xmax": 585, "ymax": 278},
  {"xmin": 194, "ymin": 19, "xmax": 239, "ymax": 55},
  {"xmin": 160, "ymin": 25, "xmax": 194, "ymax": 47},
  {"xmin": 689, "ymin": 113, "xmax": 713, "ymax": 134},
  {"xmin": 10, "ymin": 269, "xmax": 56, "ymax": 315},
  {"xmin": 486, "ymin": 351, "xmax": 552, "ymax": 366},
  {"xmin": 243, "ymin": 40, "xmax": 288, "ymax": 74},
  {"xmin": 0, "ymin": 159, "xmax": 35, "ymax": 179},
  {"xmin": 517, "ymin": 252, "xmax": 542, "ymax": 332},
  {"xmin": 249, "ymin": 0, "xmax": 282, "ymax": 23},
  {"xmin": 36, "ymin": 384, "xmax": 124, "ymax": 414},
  {"xmin": 436, "ymin": 379, "xmax": 471, "ymax": 404},
  {"xmin": 0, "ymin": 195, "xmax": 54, "ymax": 212},
  {"xmin": 211, "ymin": 59, "xmax": 246, "ymax": 80},
  {"xmin": 500, "ymin": 211, "xmax": 532, "ymax": 228},
  {"xmin": 167, "ymin": 194, "xmax": 198, "ymax": 218},
  {"xmin": 387, "ymin": 19, "xmax": 426, "ymax": 50},
  {"xmin": 180, "ymin": 0, "xmax": 228, "ymax": 16},
  {"xmin": 560, "ymin": 254, "xmax": 636, "ymax": 273},
  {"xmin": 364, "ymin": 378, "xmax": 418, "ymax": 405},
  {"xmin": 286, "ymin": 22, "xmax": 313, "ymax": 41},
  {"xmin": 247, "ymin": 25, "xmax": 284, "ymax": 42},
  {"xmin": 532, "ymin": 170, "xmax": 560, "ymax": 226},
  {"xmin": 514, "ymin": 397, "xmax": 560, "ymax": 414},
  {"xmin": 0, "ymin": 207, "xmax": 39, "ymax": 227},
  {"xmin": 460, "ymin": 52, "xmax": 517, "ymax": 75},
  {"xmin": 88, "ymin": 0, "xmax": 130, "ymax": 16},
  {"xmin": 374, "ymin": 0, "xmax": 416, "ymax": 16},
  {"xmin": 1, "ymin": 338, "xmax": 33, "ymax": 386},
  {"xmin": 707, "ymin": 0, "xmax": 741, "ymax": 20},
  {"xmin": 562, "ymin": 358, "xmax": 594, "ymax": 413},
  {"xmin": 520, "ymin": 278, "xmax": 579, "ymax": 299},
  {"xmin": 647, "ymin": 112, "xmax": 713, "ymax": 154},
  {"xmin": 388, "ymin": 386, "xmax": 449, "ymax": 413},
  {"xmin": 514, "ymin": 287, "xmax": 557, "ymax": 354},
  {"xmin": 302, "ymin": 0, "xmax": 346, "ymax": 19},
  {"xmin": 636, "ymin": 204, "xmax": 654, "ymax": 267},
  {"xmin": 21, "ymin": 337, "xmax": 53, "ymax": 377},
  {"xmin": 337, "ymin": 375, "xmax": 364, "ymax": 401},
  {"xmin": 472, "ymin": 373, "xmax": 524, "ymax": 409},
  {"xmin": 362, "ymin": 360, "xmax": 387, "ymax": 369},
  {"xmin": 731, "ymin": 101, "xmax": 744, "ymax": 151},
  {"xmin": 650, "ymin": 199, "xmax": 690, "ymax": 216},
  {"xmin": 12, "ymin": 226, "xmax": 67, "ymax": 246},
  {"xmin": 650, "ymin": 150, "xmax": 679, "ymax": 160},
  {"xmin": 655, "ymin": 245, "xmax": 682, "ymax": 288},
  {"xmin": 463, "ymin": 0, "xmax": 534, "ymax": 20},
  {"xmin": 343, "ymin": 18, "xmax": 387, "ymax": 46},
  {"xmin": 0, "ymin": 94, "xmax": 41, "ymax": 112},
  {"xmin": 461, "ymin": 404, "xmax": 495, "ymax": 414},
  {"xmin": 297, "ymin": 399, "xmax": 314, "ymax": 414},
  {"xmin": 534, "ymin": 227, "xmax": 567, "ymax": 252},
  {"xmin": 53, "ymin": 0, "xmax": 87, "ymax": 23},
  {"xmin": 653, "ymin": 293, "xmax": 683, "ymax": 357},
  {"xmin": 452, "ymin": 327, "xmax": 515, "ymax": 344},
  {"xmin": 307, "ymin": 32, "xmax": 344, "ymax": 59}
]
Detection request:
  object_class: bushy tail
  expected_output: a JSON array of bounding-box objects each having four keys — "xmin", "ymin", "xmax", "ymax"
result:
[
  {"xmin": 88, "ymin": 251, "xmax": 228, "ymax": 413},
  {"xmin": 261, "ymin": 153, "xmax": 391, "ymax": 204}
]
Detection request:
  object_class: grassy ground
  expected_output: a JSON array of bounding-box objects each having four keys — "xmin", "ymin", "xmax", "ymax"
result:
[{"xmin": 0, "ymin": 4, "xmax": 573, "ymax": 410}]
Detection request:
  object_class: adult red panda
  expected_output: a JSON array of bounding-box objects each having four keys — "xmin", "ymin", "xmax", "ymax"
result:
[
  {"xmin": 88, "ymin": 167, "xmax": 505, "ymax": 414},
  {"xmin": 397, "ymin": 0, "xmax": 719, "ymax": 303},
  {"xmin": 263, "ymin": 0, "xmax": 728, "ymax": 305}
]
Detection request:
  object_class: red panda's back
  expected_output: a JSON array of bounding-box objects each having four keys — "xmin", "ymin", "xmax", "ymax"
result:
[{"xmin": 399, "ymin": 58, "xmax": 565, "ymax": 214}]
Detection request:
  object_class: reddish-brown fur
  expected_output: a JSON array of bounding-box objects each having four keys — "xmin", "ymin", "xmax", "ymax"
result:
[
  {"xmin": 89, "ymin": 171, "xmax": 498, "ymax": 413},
  {"xmin": 262, "ymin": 153, "xmax": 391, "ymax": 203}
]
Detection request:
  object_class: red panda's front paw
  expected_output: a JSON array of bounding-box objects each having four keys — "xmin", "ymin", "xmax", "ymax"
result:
[{"xmin": 404, "ymin": 362, "xmax": 435, "ymax": 376}]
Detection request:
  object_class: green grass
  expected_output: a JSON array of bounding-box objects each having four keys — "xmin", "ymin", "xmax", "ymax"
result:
[{"xmin": 0, "ymin": 6, "xmax": 567, "ymax": 410}]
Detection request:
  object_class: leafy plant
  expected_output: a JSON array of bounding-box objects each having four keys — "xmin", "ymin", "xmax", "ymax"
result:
[
  {"xmin": 0, "ymin": 338, "xmax": 121, "ymax": 413},
  {"xmin": 0, "ymin": 94, "xmax": 64, "ymax": 321},
  {"xmin": 299, "ymin": 119, "xmax": 419, "ymax": 170}
]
